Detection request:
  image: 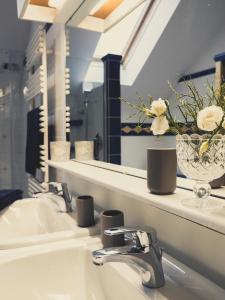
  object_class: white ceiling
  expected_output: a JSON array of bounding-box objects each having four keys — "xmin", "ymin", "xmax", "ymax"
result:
[
  {"xmin": 0, "ymin": 1, "xmax": 31, "ymax": 52},
  {"xmin": 122, "ymin": 0, "xmax": 225, "ymax": 102}
]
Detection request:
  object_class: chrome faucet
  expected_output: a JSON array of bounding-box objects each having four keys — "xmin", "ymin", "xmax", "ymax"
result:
[
  {"xmin": 49, "ymin": 182, "xmax": 73, "ymax": 212},
  {"xmin": 92, "ymin": 226, "xmax": 165, "ymax": 288}
]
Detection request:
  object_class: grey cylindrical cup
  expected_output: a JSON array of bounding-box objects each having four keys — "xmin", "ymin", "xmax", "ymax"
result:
[
  {"xmin": 101, "ymin": 210, "xmax": 125, "ymax": 248},
  {"xmin": 210, "ymin": 174, "xmax": 225, "ymax": 189},
  {"xmin": 147, "ymin": 148, "xmax": 177, "ymax": 194},
  {"xmin": 76, "ymin": 195, "xmax": 95, "ymax": 227}
]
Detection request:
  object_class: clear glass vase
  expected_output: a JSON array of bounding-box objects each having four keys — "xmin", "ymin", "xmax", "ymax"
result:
[{"xmin": 176, "ymin": 134, "xmax": 225, "ymax": 208}]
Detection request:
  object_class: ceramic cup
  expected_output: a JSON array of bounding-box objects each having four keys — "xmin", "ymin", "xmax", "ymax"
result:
[
  {"xmin": 75, "ymin": 141, "xmax": 94, "ymax": 160},
  {"xmin": 76, "ymin": 195, "xmax": 95, "ymax": 227},
  {"xmin": 210, "ymin": 174, "xmax": 225, "ymax": 189},
  {"xmin": 101, "ymin": 210, "xmax": 125, "ymax": 248},
  {"xmin": 50, "ymin": 141, "xmax": 70, "ymax": 161},
  {"xmin": 147, "ymin": 148, "xmax": 177, "ymax": 194}
]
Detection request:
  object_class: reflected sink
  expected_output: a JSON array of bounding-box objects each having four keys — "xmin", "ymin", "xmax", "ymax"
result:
[
  {"xmin": 0, "ymin": 196, "xmax": 99, "ymax": 249},
  {"xmin": 0, "ymin": 237, "xmax": 224, "ymax": 300}
]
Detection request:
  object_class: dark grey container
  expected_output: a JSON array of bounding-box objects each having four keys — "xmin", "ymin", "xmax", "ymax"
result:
[
  {"xmin": 101, "ymin": 210, "xmax": 125, "ymax": 248},
  {"xmin": 76, "ymin": 195, "xmax": 95, "ymax": 227},
  {"xmin": 147, "ymin": 148, "xmax": 177, "ymax": 195},
  {"xmin": 210, "ymin": 174, "xmax": 225, "ymax": 189}
]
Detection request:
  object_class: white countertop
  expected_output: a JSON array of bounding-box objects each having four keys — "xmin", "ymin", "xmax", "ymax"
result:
[
  {"xmin": 47, "ymin": 160, "xmax": 225, "ymax": 235},
  {"xmin": 71, "ymin": 159, "xmax": 225, "ymax": 199}
]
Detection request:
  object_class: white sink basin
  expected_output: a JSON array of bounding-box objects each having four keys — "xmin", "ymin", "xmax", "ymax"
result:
[
  {"xmin": 0, "ymin": 196, "xmax": 99, "ymax": 249},
  {"xmin": 0, "ymin": 237, "xmax": 224, "ymax": 300}
]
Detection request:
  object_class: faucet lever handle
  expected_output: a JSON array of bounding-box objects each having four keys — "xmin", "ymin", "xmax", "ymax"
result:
[
  {"xmin": 49, "ymin": 182, "xmax": 63, "ymax": 194},
  {"xmin": 104, "ymin": 226, "xmax": 158, "ymax": 252}
]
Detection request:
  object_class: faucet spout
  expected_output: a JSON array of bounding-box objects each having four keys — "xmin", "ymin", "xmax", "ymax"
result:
[
  {"xmin": 49, "ymin": 182, "xmax": 73, "ymax": 212},
  {"xmin": 61, "ymin": 183, "xmax": 73, "ymax": 212},
  {"xmin": 92, "ymin": 226, "xmax": 165, "ymax": 288}
]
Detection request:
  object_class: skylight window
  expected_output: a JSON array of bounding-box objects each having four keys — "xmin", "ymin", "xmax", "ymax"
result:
[
  {"xmin": 68, "ymin": 0, "xmax": 147, "ymax": 33},
  {"xmin": 84, "ymin": 0, "xmax": 181, "ymax": 87},
  {"xmin": 93, "ymin": 1, "xmax": 147, "ymax": 58}
]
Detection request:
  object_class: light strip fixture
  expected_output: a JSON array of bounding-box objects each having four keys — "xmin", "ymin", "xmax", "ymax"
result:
[
  {"xmin": 90, "ymin": 0, "xmax": 108, "ymax": 15},
  {"xmin": 48, "ymin": 0, "xmax": 66, "ymax": 8},
  {"xmin": 90, "ymin": 0, "xmax": 124, "ymax": 19}
]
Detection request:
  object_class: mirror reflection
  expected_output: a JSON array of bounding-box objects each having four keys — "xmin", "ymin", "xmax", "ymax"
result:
[{"xmin": 67, "ymin": 0, "xmax": 225, "ymax": 170}]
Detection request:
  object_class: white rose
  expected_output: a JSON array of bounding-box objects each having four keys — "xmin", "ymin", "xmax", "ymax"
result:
[
  {"xmin": 151, "ymin": 116, "xmax": 169, "ymax": 135},
  {"xmin": 222, "ymin": 119, "xmax": 225, "ymax": 129},
  {"xmin": 197, "ymin": 105, "xmax": 224, "ymax": 132},
  {"xmin": 150, "ymin": 98, "xmax": 167, "ymax": 116}
]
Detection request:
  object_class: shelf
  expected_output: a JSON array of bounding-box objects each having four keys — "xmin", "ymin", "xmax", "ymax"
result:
[{"xmin": 47, "ymin": 159, "xmax": 225, "ymax": 235}]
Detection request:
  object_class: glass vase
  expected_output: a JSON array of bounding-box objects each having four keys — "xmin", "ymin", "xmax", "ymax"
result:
[{"xmin": 176, "ymin": 134, "xmax": 225, "ymax": 208}]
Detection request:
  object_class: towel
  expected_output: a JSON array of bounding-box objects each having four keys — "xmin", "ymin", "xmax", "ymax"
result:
[
  {"xmin": 0, "ymin": 189, "xmax": 23, "ymax": 211},
  {"xmin": 25, "ymin": 107, "xmax": 43, "ymax": 176}
]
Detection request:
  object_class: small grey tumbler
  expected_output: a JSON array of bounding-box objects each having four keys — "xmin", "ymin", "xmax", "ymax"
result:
[
  {"xmin": 101, "ymin": 210, "xmax": 125, "ymax": 248},
  {"xmin": 76, "ymin": 195, "xmax": 95, "ymax": 227},
  {"xmin": 147, "ymin": 148, "xmax": 177, "ymax": 194}
]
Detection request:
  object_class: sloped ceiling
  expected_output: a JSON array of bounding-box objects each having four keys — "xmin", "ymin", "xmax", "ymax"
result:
[
  {"xmin": 121, "ymin": 0, "xmax": 225, "ymax": 103},
  {"xmin": 0, "ymin": 1, "xmax": 30, "ymax": 51}
]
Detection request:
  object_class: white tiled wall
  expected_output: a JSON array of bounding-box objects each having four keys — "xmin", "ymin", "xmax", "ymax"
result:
[{"xmin": 121, "ymin": 136, "xmax": 176, "ymax": 169}]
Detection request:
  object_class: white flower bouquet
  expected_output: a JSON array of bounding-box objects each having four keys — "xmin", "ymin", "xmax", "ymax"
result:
[{"xmin": 120, "ymin": 81, "xmax": 225, "ymax": 154}]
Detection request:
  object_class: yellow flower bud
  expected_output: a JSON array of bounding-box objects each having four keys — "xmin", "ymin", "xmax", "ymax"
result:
[
  {"xmin": 199, "ymin": 141, "xmax": 209, "ymax": 156},
  {"xmin": 215, "ymin": 88, "xmax": 220, "ymax": 98},
  {"xmin": 143, "ymin": 108, "xmax": 152, "ymax": 117}
]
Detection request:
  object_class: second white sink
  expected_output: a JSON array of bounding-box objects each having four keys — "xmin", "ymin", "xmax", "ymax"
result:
[{"xmin": 0, "ymin": 196, "xmax": 99, "ymax": 249}]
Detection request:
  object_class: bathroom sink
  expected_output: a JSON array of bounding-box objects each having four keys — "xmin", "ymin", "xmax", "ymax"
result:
[
  {"xmin": 0, "ymin": 237, "xmax": 224, "ymax": 300},
  {"xmin": 0, "ymin": 196, "xmax": 99, "ymax": 249}
]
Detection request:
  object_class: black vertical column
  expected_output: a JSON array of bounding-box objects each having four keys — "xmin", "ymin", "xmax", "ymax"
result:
[{"xmin": 102, "ymin": 54, "xmax": 122, "ymax": 165}]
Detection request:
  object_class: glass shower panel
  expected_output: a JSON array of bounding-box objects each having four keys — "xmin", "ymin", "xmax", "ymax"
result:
[
  {"xmin": 0, "ymin": 50, "xmax": 26, "ymax": 191},
  {"xmin": 0, "ymin": 83, "xmax": 12, "ymax": 188},
  {"xmin": 85, "ymin": 85, "xmax": 104, "ymax": 161}
]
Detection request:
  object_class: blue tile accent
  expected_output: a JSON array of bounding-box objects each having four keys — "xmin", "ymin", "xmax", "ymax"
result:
[
  {"xmin": 108, "ymin": 61, "xmax": 121, "ymax": 79},
  {"xmin": 214, "ymin": 52, "xmax": 225, "ymax": 62},
  {"xmin": 109, "ymin": 154, "xmax": 121, "ymax": 165},
  {"xmin": 108, "ymin": 117, "xmax": 121, "ymax": 136},
  {"xmin": 102, "ymin": 54, "xmax": 122, "ymax": 62},
  {"xmin": 109, "ymin": 136, "xmax": 121, "ymax": 154},
  {"xmin": 102, "ymin": 54, "xmax": 122, "ymax": 164},
  {"xmin": 178, "ymin": 68, "xmax": 215, "ymax": 83},
  {"xmin": 108, "ymin": 98, "xmax": 121, "ymax": 117},
  {"xmin": 107, "ymin": 79, "xmax": 121, "ymax": 98}
]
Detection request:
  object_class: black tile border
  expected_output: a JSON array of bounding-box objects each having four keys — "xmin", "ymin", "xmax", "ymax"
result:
[
  {"xmin": 214, "ymin": 52, "xmax": 225, "ymax": 62},
  {"xmin": 178, "ymin": 50, "xmax": 225, "ymax": 82},
  {"xmin": 178, "ymin": 68, "xmax": 215, "ymax": 83},
  {"xmin": 178, "ymin": 51, "xmax": 225, "ymax": 83}
]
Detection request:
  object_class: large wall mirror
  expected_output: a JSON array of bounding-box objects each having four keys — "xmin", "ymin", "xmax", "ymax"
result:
[{"xmin": 66, "ymin": 0, "xmax": 225, "ymax": 170}]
